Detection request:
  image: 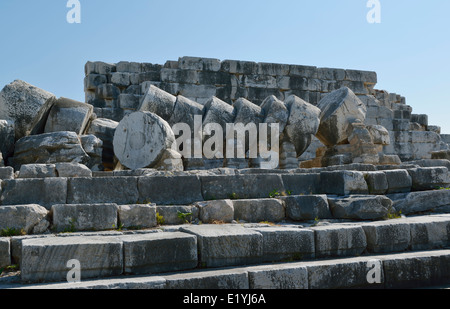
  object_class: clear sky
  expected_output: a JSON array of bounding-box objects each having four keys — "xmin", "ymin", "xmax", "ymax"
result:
[{"xmin": 1, "ymin": 0, "xmax": 449, "ymax": 133}]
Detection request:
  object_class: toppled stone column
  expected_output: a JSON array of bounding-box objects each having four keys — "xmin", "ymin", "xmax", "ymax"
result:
[
  {"xmin": 11, "ymin": 131, "xmax": 90, "ymax": 169},
  {"xmin": 113, "ymin": 111, "xmax": 176, "ymax": 170},
  {"xmin": 44, "ymin": 97, "xmax": 94, "ymax": 135},
  {"xmin": 0, "ymin": 80, "xmax": 55, "ymax": 140},
  {"xmin": 316, "ymin": 87, "xmax": 367, "ymax": 146}
]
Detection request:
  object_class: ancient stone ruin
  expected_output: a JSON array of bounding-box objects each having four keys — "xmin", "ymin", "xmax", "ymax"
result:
[{"xmin": 0, "ymin": 56, "xmax": 449, "ymax": 289}]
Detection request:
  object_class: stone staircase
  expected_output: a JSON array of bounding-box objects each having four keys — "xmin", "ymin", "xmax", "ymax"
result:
[{"xmin": 1, "ymin": 164, "xmax": 450, "ymax": 289}]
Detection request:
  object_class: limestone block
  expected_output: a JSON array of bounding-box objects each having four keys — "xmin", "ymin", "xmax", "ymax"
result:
[
  {"xmin": 281, "ymin": 173, "xmax": 321, "ymax": 195},
  {"xmin": 366, "ymin": 125, "xmax": 390, "ymax": 145},
  {"xmin": 0, "ymin": 238, "xmax": 11, "ymax": 268},
  {"xmin": 138, "ymin": 85, "xmax": 177, "ymax": 122},
  {"xmin": 86, "ymin": 118, "xmax": 118, "ymax": 166},
  {"xmin": 221, "ymin": 60, "xmax": 258, "ymax": 75},
  {"xmin": 247, "ymin": 264, "xmax": 308, "ymax": 289},
  {"xmin": 156, "ymin": 205, "xmax": 199, "ymax": 225},
  {"xmin": 95, "ymin": 84, "xmax": 120, "ymax": 100},
  {"xmin": 242, "ymin": 75, "xmax": 277, "ymax": 88},
  {"xmin": 383, "ymin": 169, "xmax": 412, "ymax": 194},
  {"xmin": 408, "ymin": 215, "xmax": 450, "ymax": 250},
  {"xmin": 52, "ymin": 203, "xmax": 118, "ymax": 232},
  {"xmin": 288, "ymin": 65, "xmax": 317, "ymax": 78},
  {"xmin": 111, "ymin": 72, "xmax": 131, "ymax": 88},
  {"xmin": 113, "ymin": 112, "xmax": 176, "ymax": 170},
  {"xmin": 411, "ymin": 114, "xmax": 428, "ymax": 126},
  {"xmin": 0, "ymin": 80, "xmax": 55, "ymax": 140},
  {"xmin": 67, "ymin": 177, "xmax": 139, "ymax": 205},
  {"xmin": 118, "ymin": 94, "xmax": 140, "ymax": 110},
  {"xmin": 320, "ymin": 171, "xmax": 368, "ymax": 195},
  {"xmin": 120, "ymin": 232, "xmax": 198, "ymax": 275},
  {"xmin": 361, "ymin": 220, "xmax": 411, "ymax": 253},
  {"xmin": 407, "ymin": 167, "xmax": 450, "ymax": 190},
  {"xmin": 281, "ymin": 194, "xmax": 331, "ymax": 221},
  {"xmin": 364, "ymin": 171, "xmax": 388, "ymax": 195},
  {"xmin": 390, "ymin": 190, "xmax": 450, "ymax": 215},
  {"xmin": 55, "ymin": 163, "xmax": 92, "ymax": 178},
  {"xmin": 152, "ymin": 149, "xmax": 184, "ymax": 171},
  {"xmin": 0, "ymin": 204, "xmax": 49, "ymax": 235},
  {"xmin": 0, "ymin": 166, "xmax": 14, "ymax": 180},
  {"xmin": 311, "ymin": 225, "xmax": 367, "ymax": 258},
  {"xmin": 12, "ymin": 131, "xmax": 90, "ymax": 169},
  {"xmin": 164, "ymin": 268, "xmax": 249, "ymax": 289},
  {"xmin": 284, "ymin": 95, "xmax": 321, "ymax": 156},
  {"xmin": 200, "ymin": 174, "xmax": 285, "ymax": 200},
  {"xmin": 180, "ymin": 225, "xmax": 263, "ymax": 268},
  {"xmin": 0, "ymin": 120, "xmax": 15, "ymax": 160},
  {"xmin": 118, "ymin": 204, "xmax": 157, "ymax": 229},
  {"xmin": 345, "ymin": 70, "xmax": 377, "ymax": 84},
  {"xmin": 382, "ymin": 250, "xmax": 450, "ymax": 289},
  {"xmin": 116, "ymin": 61, "xmax": 142, "ymax": 73},
  {"xmin": 1, "ymin": 178, "xmax": 67, "ymax": 210},
  {"xmin": 138, "ymin": 175, "xmax": 203, "ymax": 205},
  {"xmin": 232, "ymin": 198, "xmax": 285, "ymax": 223},
  {"xmin": 160, "ymin": 68, "xmax": 199, "ymax": 84},
  {"xmin": 195, "ymin": 200, "xmax": 234, "ymax": 224},
  {"xmin": 44, "ymin": 98, "xmax": 93, "ymax": 135},
  {"xmin": 250, "ymin": 227, "xmax": 315, "ymax": 262},
  {"xmin": 18, "ymin": 164, "xmax": 57, "ymax": 178},
  {"xmin": 328, "ymin": 195, "xmax": 393, "ymax": 220},
  {"xmin": 178, "ymin": 56, "xmax": 221, "ymax": 72},
  {"xmin": 316, "ymin": 87, "xmax": 367, "ymax": 146},
  {"xmin": 20, "ymin": 236, "xmax": 123, "ymax": 283},
  {"xmin": 84, "ymin": 74, "xmax": 107, "ymax": 91},
  {"xmin": 317, "ymin": 67, "xmax": 346, "ymax": 81}
]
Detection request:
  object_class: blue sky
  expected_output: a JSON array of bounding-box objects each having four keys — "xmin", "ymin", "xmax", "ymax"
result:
[{"xmin": 1, "ymin": 0, "xmax": 449, "ymax": 133}]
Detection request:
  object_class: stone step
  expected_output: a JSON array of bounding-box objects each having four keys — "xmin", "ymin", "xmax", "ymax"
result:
[
  {"xmin": 4, "ymin": 249, "xmax": 450, "ymax": 289},
  {"xmin": 2, "ymin": 214, "xmax": 449, "ymax": 285},
  {"xmin": 1, "ymin": 166, "xmax": 449, "ymax": 208}
]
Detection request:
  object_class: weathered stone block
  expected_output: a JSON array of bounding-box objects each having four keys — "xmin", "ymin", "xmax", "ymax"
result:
[
  {"xmin": 120, "ymin": 232, "xmax": 197, "ymax": 275},
  {"xmin": 138, "ymin": 85, "xmax": 177, "ymax": 122},
  {"xmin": 118, "ymin": 94, "xmax": 140, "ymax": 110},
  {"xmin": 232, "ymin": 199, "xmax": 285, "ymax": 223},
  {"xmin": 20, "ymin": 236, "xmax": 123, "ymax": 283},
  {"xmin": 0, "ymin": 80, "xmax": 55, "ymax": 140},
  {"xmin": 51, "ymin": 204, "xmax": 118, "ymax": 232},
  {"xmin": 180, "ymin": 225, "xmax": 263, "ymax": 268},
  {"xmin": 312, "ymin": 225, "xmax": 367, "ymax": 258},
  {"xmin": 11, "ymin": 131, "xmax": 90, "ymax": 169},
  {"xmin": 55, "ymin": 163, "xmax": 92, "ymax": 178},
  {"xmin": 0, "ymin": 120, "xmax": 15, "ymax": 160},
  {"xmin": 407, "ymin": 167, "xmax": 450, "ymax": 190},
  {"xmin": 1, "ymin": 178, "xmax": 67, "ymax": 210},
  {"xmin": 84, "ymin": 74, "xmax": 107, "ymax": 91},
  {"xmin": 178, "ymin": 56, "xmax": 221, "ymax": 72},
  {"xmin": 18, "ymin": 164, "xmax": 57, "ymax": 178},
  {"xmin": 111, "ymin": 72, "xmax": 131, "ymax": 88},
  {"xmin": 250, "ymin": 227, "xmax": 315, "ymax": 262},
  {"xmin": 382, "ymin": 250, "xmax": 450, "ymax": 289},
  {"xmin": 0, "ymin": 166, "xmax": 14, "ymax": 180},
  {"xmin": 117, "ymin": 204, "xmax": 157, "ymax": 229},
  {"xmin": 281, "ymin": 174, "xmax": 321, "ymax": 195},
  {"xmin": 164, "ymin": 268, "xmax": 249, "ymax": 289},
  {"xmin": 361, "ymin": 220, "xmax": 411, "ymax": 253},
  {"xmin": 247, "ymin": 264, "xmax": 308, "ymax": 289},
  {"xmin": 221, "ymin": 60, "xmax": 258, "ymax": 75},
  {"xmin": 408, "ymin": 215, "xmax": 450, "ymax": 250},
  {"xmin": 156, "ymin": 205, "xmax": 199, "ymax": 225},
  {"xmin": 328, "ymin": 195, "xmax": 393, "ymax": 221},
  {"xmin": 0, "ymin": 205, "xmax": 49, "ymax": 235},
  {"xmin": 316, "ymin": 87, "xmax": 367, "ymax": 146},
  {"xmin": 0, "ymin": 238, "xmax": 11, "ymax": 268},
  {"xmin": 44, "ymin": 98, "xmax": 93, "ymax": 135},
  {"xmin": 200, "ymin": 174, "xmax": 285, "ymax": 200},
  {"xmin": 67, "ymin": 177, "xmax": 139, "ymax": 205},
  {"xmin": 383, "ymin": 169, "xmax": 412, "ymax": 194},
  {"xmin": 364, "ymin": 171, "xmax": 388, "ymax": 194},
  {"xmin": 195, "ymin": 200, "xmax": 234, "ymax": 224},
  {"xmin": 138, "ymin": 175, "xmax": 203, "ymax": 205},
  {"xmin": 320, "ymin": 171, "xmax": 368, "ymax": 195},
  {"xmin": 390, "ymin": 190, "xmax": 450, "ymax": 215},
  {"xmin": 281, "ymin": 195, "xmax": 332, "ymax": 221}
]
